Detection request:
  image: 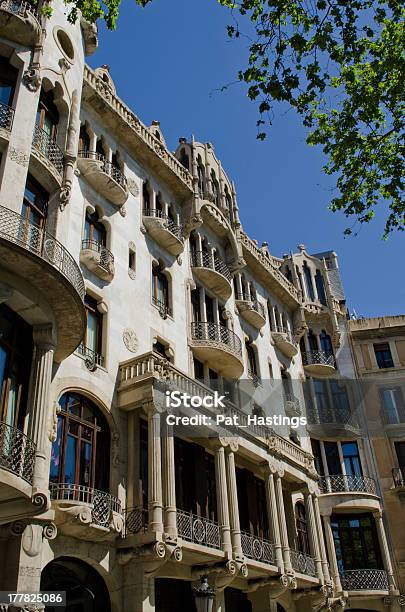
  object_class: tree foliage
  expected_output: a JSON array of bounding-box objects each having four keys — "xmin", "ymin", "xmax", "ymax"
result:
[{"xmin": 68, "ymin": 0, "xmax": 404, "ymax": 236}]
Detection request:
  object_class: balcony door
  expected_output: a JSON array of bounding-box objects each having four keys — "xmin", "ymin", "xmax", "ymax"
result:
[
  {"xmin": 20, "ymin": 176, "xmax": 49, "ymax": 248},
  {"xmin": 395, "ymin": 442, "xmax": 405, "ymax": 481}
]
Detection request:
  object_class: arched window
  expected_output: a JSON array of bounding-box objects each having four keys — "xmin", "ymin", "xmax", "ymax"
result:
[
  {"xmin": 267, "ymin": 301, "xmax": 274, "ymax": 331},
  {"xmin": 211, "ymin": 170, "xmax": 220, "ymax": 207},
  {"xmin": 49, "ymin": 392, "xmax": 110, "ymax": 493},
  {"xmin": 84, "ymin": 210, "xmax": 106, "ymax": 248},
  {"xmin": 295, "ymin": 502, "xmax": 310, "ymax": 554},
  {"xmin": 246, "ymin": 340, "xmax": 258, "ymax": 380},
  {"xmin": 152, "ymin": 262, "xmax": 171, "ymax": 316},
  {"xmin": 303, "ymin": 262, "xmax": 315, "ymax": 301},
  {"xmin": 315, "ymin": 270, "xmax": 327, "ymax": 305},
  {"xmin": 320, "ymin": 330, "xmax": 334, "ymax": 358},
  {"xmin": 96, "ymin": 138, "xmax": 106, "ymax": 159},
  {"xmin": 224, "ymin": 185, "xmax": 233, "ymax": 223},
  {"xmin": 78, "ymin": 124, "xmax": 90, "ymax": 153},
  {"xmin": 36, "ymin": 89, "xmax": 59, "ymax": 141},
  {"xmin": 197, "ymin": 158, "xmax": 205, "ymax": 198},
  {"xmin": 308, "ymin": 330, "xmax": 319, "ymax": 353}
]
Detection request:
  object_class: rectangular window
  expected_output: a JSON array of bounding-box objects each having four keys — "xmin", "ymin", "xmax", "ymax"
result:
[
  {"xmin": 341, "ymin": 441, "xmax": 362, "ymax": 477},
  {"xmin": 374, "ymin": 343, "xmax": 394, "ymax": 369},
  {"xmin": 323, "ymin": 441, "xmax": 342, "ymax": 476},
  {"xmin": 381, "ymin": 387, "xmax": 405, "ymax": 424},
  {"xmin": 81, "ymin": 295, "xmax": 103, "ymax": 365},
  {"xmin": 311, "ymin": 439, "xmax": 324, "ymax": 475}
]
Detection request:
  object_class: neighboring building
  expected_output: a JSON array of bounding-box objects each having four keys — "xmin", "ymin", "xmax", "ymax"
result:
[
  {"xmin": 349, "ymin": 316, "xmax": 405, "ymax": 600},
  {"xmin": 0, "ymin": 2, "xmax": 402, "ymax": 610}
]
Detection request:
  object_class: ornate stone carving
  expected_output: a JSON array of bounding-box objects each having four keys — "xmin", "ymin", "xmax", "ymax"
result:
[
  {"xmin": 123, "ymin": 328, "xmax": 138, "ymax": 353},
  {"xmin": 31, "ymin": 491, "xmax": 49, "ymax": 511},
  {"xmin": 119, "ymin": 205, "xmax": 127, "ymax": 217},
  {"xmin": 23, "ymin": 67, "xmax": 41, "ymax": 92},
  {"xmin": 22, "ymin": 523, "xmax": 43, "ymax": 557},
  {"xmin": 42, "ymin": 522, "xmax": 57, "ymax": 540},
  {"xmin": 10, "ymin": 520, "xmax": 26, "ymax": 536},
  {"xmin": 127, "ymin": 179, "xmax": 140, "ymax": 197},
  {"xmin": 8, "ymin": 147, "xmax": 30, "ymax": 167}
]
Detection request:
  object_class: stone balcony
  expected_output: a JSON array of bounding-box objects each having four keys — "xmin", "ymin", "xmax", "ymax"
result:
[
  {"xmin": 339, "ymin": 569, "xmax": 389, "ymax": 593},
  {"xmin": 118, "ymin": 352, "xmax": 315, "ymax": 473},
  {"xmin": 77, "ymin": 150, "xmax": 128, "ymax": 206},
  {"xmin": 142, "ymin": 207, "xmax": 184, "ymax": 256},
  {"xmin": 0, "ymin": 421, "xmax": 37, "ymax": 524},
  {"xmin": 190, "ymin": 251, "xmax": 232, "ymax": 300},
  {"xmin": 0, "ymin": 0, "xmax": 41, "ymax": 46},
  {"xmin": 190, "ymin": 321, "xmax": 243, "ymax": 378},
  {"xmin": 302, "ymin": 350, "xmax": 336, "ymax": 377},
  {"xmin": 235, "ymin": 294, "xmax": 266, "ymax": 330},
  {"xmin": 32, "ymin": 124, "xmax": 64, "ymax": 184},
  {"xmin": 49, "ymin": 482, "xmax": 124, "ymax": 541},
  {"xmin": 0, "ymin": 205, "xmax": 85, "ymax": 362},
  {"xmin": 80, "ymin": 239, "xmax": 115, "ymax": 282},
  {"xmin": 272, "ymin": 327, "xmax": 298, "ymax": 358}
]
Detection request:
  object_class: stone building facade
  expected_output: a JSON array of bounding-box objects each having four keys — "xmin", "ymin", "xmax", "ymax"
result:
[{"xmin": 0, "ymin": 2, "xmax": 402, "ymax": 610}]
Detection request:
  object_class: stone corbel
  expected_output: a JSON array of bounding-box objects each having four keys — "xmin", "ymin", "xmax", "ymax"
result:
[
  {"xmin": 116, "ymin": 539, "xmax": 167, "ymax": 571},
  {"xmin": 183, "ymin": 213, "xmax": 202, "ymax": 238},
  {"xmin": 245, "ymin": 573, "xmax": 296, "ymax": 596},
  {"xmin": 23, "ymin": 32, "xmax": 44, "ymax": 92},
  {"xmin": 191, "ymin": 560, "xmax": 237, "ymax": 591},
  {"xmin": 293, "ymin": 585, "xmax": 333, "ymax": 612}
]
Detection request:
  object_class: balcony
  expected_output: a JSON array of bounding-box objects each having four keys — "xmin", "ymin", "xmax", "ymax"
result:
[
  {"xmin": 240, "ymin": 531, "xmax": 275, "ymax": 566},
  {"xmin": 32, "ymin": 124, "xmax": 64, "ymax": 180},
  {"xmin": 177, "ymin": 510, "xmax": 221, "ymax": 550},
  {"xmin": 235, "ymin": 294, "xmax": 266, "ymax": 330},
  {"xmin": 340, "ymin": 569, "xmax": 388, "ymax": 592},
  {"xmin": 50, "ymin": 483, "xmax": 124, "ymax": 540},
  {"xmin": 80, "ymin": 239, "xmax": 115, "ymax": 282},
  {"xmin": 0, "ymin": 0, "xmax": 41, "ymax": 46},
  {"xmin": 283, "ymin": 393, "xmax": 301, "ymax": 417},
  {"xmin": 190, "ymin": 321, "xmax": 243, "ymax": 378},
  {"xmin": 290, "ymin": 549, "xmax": 316, "ymax": 577},
  {"xmin": 319, "ymin": 475, "xmax": 377, "ymax": 495},
  {"xmin": 77, "ymin": 150, "xmax": 128, "ymax": 206},
  {"xmin": 306, "ymin": 403, "xmax": 360, "ymax": 438},
  {"xmin": 0, "ymin": 205, "xmax": 85, "ymax": 362},
  {"xmin": 272, "ymin": 327, "xmax": 298, "ymax": 358},
  {"xmin": 190, "ymin": 251, "xmax": 232, "ymax": 300},
  {"xmin": 302, "ymin": 350, "xmax": 336, "ymax": 377},
  {"xmin": 0, "ymin": 101, "xmax": 14, "ymax": 139},
  {"xmin": 142, "ymin": 208, "xmax": 184, "ymax": 256}
]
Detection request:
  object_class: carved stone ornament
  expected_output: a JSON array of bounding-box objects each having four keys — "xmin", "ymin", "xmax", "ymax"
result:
[
  {"xmin": 8, "ymin": 147, "xmax": 30, "ymax": 167},
  {"xmin": 127, "ymin": 179, "xmax": 140, "ymax": 197},
  {"xmin": 123, "ymin": 328, "xmax": 138, "ymax": 353},
  {"xmin": 23, "ymin": 67, "xmax": 41, "ymax": 92},
  {"xmin": 119, "ymin": 205, "xmax": 127, "ymax": 217}
]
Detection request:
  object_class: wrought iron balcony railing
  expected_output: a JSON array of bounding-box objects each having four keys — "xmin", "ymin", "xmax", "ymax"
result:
[
  {"xmin": 152, "ymin": 296, "xmax": 173, "ymax": 318},
  {"xmin": 290, "ymin": 549, "xmax": 316, "ymax": 576},
  {"xmin": 302, "ymin": 350, "xmax": 335, "ymax": 368},
  {"xmin": 0, "ymin": 0, "xmax": 39, "ymax": 20},
  {"xmin": 177, "ymin": 509, "xmax": 221, "ymax": 550},
  {"xmin": 76, "ymin": 343, "xmax": 104, "ymax": 368},
  {"xmin": 235, "ymin": 293, "xmax": 266, "ymax": 319},
  {"xmin": 143, "ymin": 207, "xmax": 182, "ymax": 240},
  {"xmin": 78, "ymin": 150, "xmax": 127, "ymax": 188},
  {"xmin": 0, "ymin": 421, "xmax": 36, "ymax": 484},
  {"xmin": 190, "ymin": 321, "xmax": 242, "ymax": 358},
  {"xmin": 0, "ymin": 101, "xmax": 14, "ymax": 131},
  {"xmin": 49, "ymin": 482, "xmax": 122, "ymax": 528},
  {"xmin": 81, "ymin": 239, "xmax": 114, "ymax": 273},
  {"xmin": 340, "ymin": 569, "xmax": 389, "ymax": 591},
  {"xmin": 124, "ymin": 506, "xmax": 148, "ymax": 536},
  {"xmin": 190, "ymin": 250, "xmax": 232, "ymax": 283},
  {"xmin": 0, "ymin": 205, "xmax": 85, "ymax": 300},
  {"xmin": 32, "ymin": 124, "xmax": 64, "ymax": 174},
  {"xmin": 240, "ymin": 531, "xmax": 275, "ymax": 565},
  {"xmin": 318, "ymin": 474, "xmax": 377, "ymax": 495}
]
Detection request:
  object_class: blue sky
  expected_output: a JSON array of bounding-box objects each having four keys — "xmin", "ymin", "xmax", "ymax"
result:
[{"xmin": 88, "ymin": 0, "xmax": 404, "ymax": 317}]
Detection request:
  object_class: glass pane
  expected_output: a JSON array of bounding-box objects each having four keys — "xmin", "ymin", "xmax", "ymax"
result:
[
  {"xmin": 50, "ymin": 417, "xmax": 63, "ymax": 483},
  {"xmin": 5, "ymin": 372, "xmax": 17, "ymax": 427},
  {"xmin": 0, "ymin": 345, "xmax": 8, "ymax": 403},
  {"xmin": 64, "ymin": 436, "xmax": 77, "ymax": 484},
  {"xmin": 86, "ymin": 311, "xmax": 98, "ymax": 353},
  {"xmin": 79, "ymin": 441, "xmax": 92, "ymax": 486}
]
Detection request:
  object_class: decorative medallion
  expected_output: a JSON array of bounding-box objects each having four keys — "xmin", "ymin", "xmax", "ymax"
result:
[{"xmin": 123, "ymin": 328, "xmax": 138, "ymax": 353}]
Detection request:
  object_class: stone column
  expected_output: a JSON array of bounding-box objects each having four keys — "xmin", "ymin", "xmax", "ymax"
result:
[
  {"xmin": 146, "ymin": 405, "xmax": 163, "ymax": 534},
  {"xmin": 264, "ymin": 465, "xmax": 284, "ymax": 572},
  {"xmin": 322, "ymin": 514, "xmax": 342, "ymax": 592},
  {"xmin": 225, "ymin": 445, "xmax": 243, "ymax": 559},
  {"xmin": 374, "ymin": 511, "xmax": 396, "ymax": 591},
  {"xmin": 213, "ymin": 443, "xmax": 232, "ymax": 555},
  {"xmin": 313, "ymin": 495, "xmax": 330, "ymax": 583},
  {"xmin": 275, "ymin": 471, "xmax": 292, "ymax": 572},
  {"xmin": 304, "ymin": 491, "xmax": 324, "ymax": 582},
  {"xmin": 27, "ymin": 324, "xmax": 56, "ymax": 500},
  {"xmin": 162, "ymin": 416, "xmax": 177, "ymax": 539}
]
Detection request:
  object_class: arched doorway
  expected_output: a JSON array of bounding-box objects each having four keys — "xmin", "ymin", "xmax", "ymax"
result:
[{"xmin": 41, "ymin": 557, "xmax": 111, "ymax": 612}]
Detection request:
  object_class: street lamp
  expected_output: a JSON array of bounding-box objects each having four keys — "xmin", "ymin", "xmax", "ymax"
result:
[{"xmin": 193, "ymin": 575, "xmax": 215, "ymax": 612}]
